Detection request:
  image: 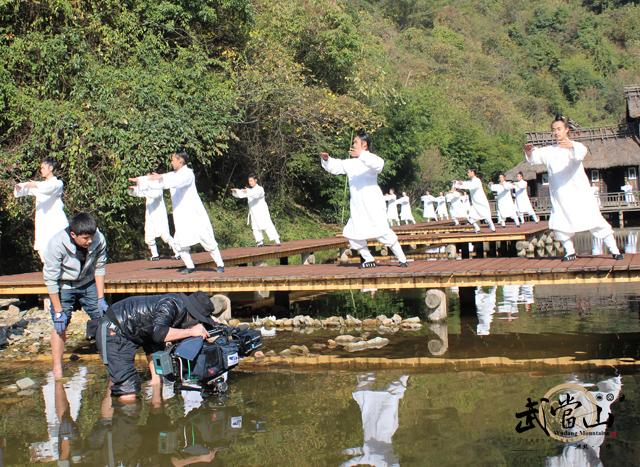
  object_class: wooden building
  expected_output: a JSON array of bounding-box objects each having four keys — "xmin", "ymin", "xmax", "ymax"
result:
[{"xmin": 506, "ymin": 85, "xmax": 640, "ymax": 198}]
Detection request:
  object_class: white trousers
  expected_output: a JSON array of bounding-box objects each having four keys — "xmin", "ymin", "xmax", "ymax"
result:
[
  {"xmin": 253, "ymin": 223, "xmax": 280, "ymax": 244},
  {"xmin": 146, "ymin": 232, "xmax": 179, "ymax": 257},
  {"xmin": 517, "ymin": 210, "xmax": 539, "ymax": 223},
  {"xmin": 177, "ymin": 231, "xmax": 224, "ymax": 268},
  {"xmin": 555, "ymin": 226, "xmax": 619, "ymax": 256},
  {"xmin": 348, "ymin": 231, "xmax": 407, "ymax": 263}
]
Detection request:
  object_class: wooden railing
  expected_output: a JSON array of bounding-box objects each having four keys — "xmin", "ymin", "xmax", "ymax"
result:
[{"xmin": 488, "ymin": 191, "xmax": 640, "ymax": 215}]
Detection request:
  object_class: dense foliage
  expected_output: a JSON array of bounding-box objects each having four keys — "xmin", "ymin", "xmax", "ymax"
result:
[{"xmin": 2, "ymin": 0, "xmax": 639, "ymax": 272}]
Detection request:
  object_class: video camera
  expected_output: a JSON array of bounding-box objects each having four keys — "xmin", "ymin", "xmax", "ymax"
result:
[{"xmin": 152, "ymin": 324, "xmax": 262, "ymax": 394}]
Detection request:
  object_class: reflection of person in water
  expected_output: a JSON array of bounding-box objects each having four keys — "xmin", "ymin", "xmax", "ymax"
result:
[
  {"xmin": 31, "ymin": 368, "xmax": 88, "ymax": 463},
  {"xmin": 341, "ymin": 374, "xmax": 409, "ymax": 467},
  {"xmin": 497, "ymin": 284, "xmax": 519, "ymax": 321},
  {"xmin": 546, "ymin": 375, "xmax": 622, "ymax": 467},
  {"xmin": 475, "ymin": 286, "xmax": 497, "ymax": 336}
]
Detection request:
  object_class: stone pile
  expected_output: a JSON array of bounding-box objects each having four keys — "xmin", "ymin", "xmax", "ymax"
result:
[
  {"xmin": 247, "ymin": 313, "xmax": 422, "ymax": 333},
  {"xmin": 516, "ymin": 232, "xmax": 564, "ymax": 258}
]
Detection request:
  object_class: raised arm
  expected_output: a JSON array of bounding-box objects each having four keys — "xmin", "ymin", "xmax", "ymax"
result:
[
  {"xmin": 159, "ymin": 168, "xmax": 193, "ymax": 189},
  {"xmin": 245, "ymin": 185, "xmax": 265, "ymax": 201},
  {"xmin": 321, "ymin": 154, "xmax": 347, "ymax": 176},
  {"xmin": 358, "ymin": 151, "xmax": 384, "ymax": 174}
]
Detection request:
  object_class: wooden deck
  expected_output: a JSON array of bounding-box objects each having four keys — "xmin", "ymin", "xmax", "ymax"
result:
[{"xmin": 1, "ymin": 253, "xmax": 637, "ymax": 295}]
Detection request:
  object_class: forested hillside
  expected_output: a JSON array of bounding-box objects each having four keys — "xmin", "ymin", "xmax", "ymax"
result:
[{"xmin": 2, "ymin": 0, "xmax": 639, "ymax": 271}]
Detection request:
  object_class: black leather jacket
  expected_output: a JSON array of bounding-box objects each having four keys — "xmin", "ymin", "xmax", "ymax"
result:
[{"xmin": 106, "ymin": 294, "xmax": 197, "ymax": 346}]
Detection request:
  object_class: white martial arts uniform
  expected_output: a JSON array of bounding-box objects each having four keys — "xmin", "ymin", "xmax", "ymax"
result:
[
  {"xmin": 396, "ymin": 195, "xmax": 416, "ymax": 224},
  {"xmin": 513, "ymin": 179, "xmax": 539, "ymax": 223},
  {"xmin": 435, "ymin": 195, "xmax": 449, "ymax": 220},
  {"xmin": 322, "ymin": 152, "xmax": 407, "ymax": 264},
  {"xmin": 156, "ymin": 166, "xmax": 224, "ymax": 268},
  {"xmin": 454, "ymin": 177, "xmax": 495, "ymax": 232},
  {"xmin": 420, "ymin": 194, "xmax": 438, "ymax": 221},
  {"xmin": 527, "ymin": 142, "xmax": 620, "ymax": 256},
  {"xmin": 475, "ymin": 285, "xmax": 497, "ymax": 336},
  {"xmin": 489, "ymin": 182, "xmax": 520, "ymax": 227},
  {"xmin": 445, "ymin": 191, "xmax": 465, "ymax": 225},
  {"xmin": 341, "ymin": 375, "xmax": 408, "ymax": 467},
  {"xmin": 129, "ymin": 176, "xmax": 178, "ymax": 258},
  {"xmin": 384, "ymin": 193, "xmax": 400, "ymax": 226},
  {"xmin": 14, "ymin": 177, "xmax": 68, "ymax": 261},
  {"xmin": 621, "ymin": 183, "xmax": 635, "ymax": 204},
  {"xmin": 232, "ymin": 184, "xmax": 280, "ymax": 245}
]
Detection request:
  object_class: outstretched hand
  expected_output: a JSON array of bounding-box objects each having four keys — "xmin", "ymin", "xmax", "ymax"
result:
[
  {"xmin": 523, "ymin": 143, "xmax": 534, "ymax": 155},
  {"xmin": 128, "ymin": 177, "xmax": 138, "ymax": 183},
  {"xmin": 320, "ymin": 152, "xmax": 329, "ymax": 161}
]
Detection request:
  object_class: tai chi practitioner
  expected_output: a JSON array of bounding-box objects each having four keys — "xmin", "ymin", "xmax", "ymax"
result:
[
  {"xmin": 383, "ymin": 189, "xmax": 400, "ymax": 226},
  {"xmin": 128, "ymin": 176, "xmax": 179, "ymax": 261},
  {"xmin": 514, "ymin": 172, "xmax": 539, "ymax": 223},
  {"xmin": 320, "ymin": 131, "xmax": 408, "ymax": 268},
  {"xmin": 445, "ymin": 188, "xmax": 465, "ymax": 225},
  {"xmin": 341, "ymin": 374, "xmax": 408, "ymax": 467},
  {"xmin": 132, "ymin": 150, "xmax": 225, "ymax": 274},
  {"xmin": 454, "ymin": 169, "xmax": 496, "ymax": 233},
  {"xmin": 420, "ymin": 191, "xmax": 438, "ymax": 221},
  {"xmin": 396, "ymin": 192, "xmax": 416, "ymax": 224},
  {"xmin": 591, "ymin": 183, "xmax": 601, "ymax": 208},
  {"xmin": 524, "ymin": 115, "xmax": 622, "ymax": 261},
  {"xmin": 14, "ymin": 157, "xmax": 69, "ymax": 262},
  {"xmin": 475, "ymin": 285, "xmax": 497, "ymax": 336},
  {"xmin": 231, "ymin": 175, "xmax": 281, "ymax": 247},
  {"xmin": 435, "ymin": 192, "xmax": 449, "ymax": 220},
  {"xmin": 621, "ymin": 178, "xmax": 635, "ymax": 204},
  {"xmin": 489, "ymin": 175, "xmax": 520, "ymax": 228}
]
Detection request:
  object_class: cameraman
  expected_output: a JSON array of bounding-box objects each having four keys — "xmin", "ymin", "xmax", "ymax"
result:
[{"xmin": 96, "ymin": 292, "xmax": 218, "ymax": 402}]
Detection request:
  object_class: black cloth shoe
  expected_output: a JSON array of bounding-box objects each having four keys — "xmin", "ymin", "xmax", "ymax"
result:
[
  {"xmin": 179, "ymin": 267, "xmax": 196, "ymax": 274},
  {"xmin": 399, "ymin": 262, "xmax": 409, "ymax": 268},
  {"xmin": 561, "ymin": 254, "xmax": 577, "ymax": 262},
  {"xmin": 150, "ymin": 256, "xmax": 160, "ymax": 261},
  {"xmin": 256, "ymin": 242, "xmax": 264, "ymax": 247},
  {"xmin": 216, "ymin": 266, "xmax": 225, "ymax": 273},
  {"xmin": 612, "ymin": 253, "xmax": 624, "ymax": 260},
  {"xmin": 360, "ymin": 261, "xmax": 376, "ymax": 269}
]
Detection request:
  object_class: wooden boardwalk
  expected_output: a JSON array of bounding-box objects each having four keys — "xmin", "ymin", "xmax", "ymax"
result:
[{"xmin": 1, "ymin": 253, "xmax": 637, "ymax": 295}]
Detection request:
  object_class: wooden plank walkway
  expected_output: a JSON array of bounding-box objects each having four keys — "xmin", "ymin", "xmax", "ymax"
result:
[{"xmin": 1, "ymin": 253, "xmax": 637, "ymax": 295}]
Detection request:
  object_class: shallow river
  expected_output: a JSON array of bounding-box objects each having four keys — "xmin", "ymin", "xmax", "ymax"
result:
[{"xmin": 1, "ymin": 283, "xmax": 639, "ymax": 466}]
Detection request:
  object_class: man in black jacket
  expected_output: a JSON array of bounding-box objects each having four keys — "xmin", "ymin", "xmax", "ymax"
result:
[{"xmin": 96, "ymin": 292, "xmax": 216, "ymax": 401}]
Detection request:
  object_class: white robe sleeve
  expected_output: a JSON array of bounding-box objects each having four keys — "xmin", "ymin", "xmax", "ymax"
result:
[
  {"xmin": 457, "ymin": 180, "xmax": 474, "ymax": 191},
  {"xmin": 358, "ymin": 151, "xmax": 384, "ymax": 173},
  {"xmin": 128, "ymin": 186, "xmax": 146, "ymax": 198},
  {"xmin": 527, "ymin": 147, "xmax": 552, "ymax": 165},
  {"xmin": 13, "ymin": 183, "xmax": 31, "ymax": 198},
  {"xmin": 570, "ymin": 142, "xmax": 588, "ymax": 162},
  {"xmin": 34, "ymin": 179, "xmax": 63, "ymax": 196},
  {"xmin": 489, "ymin": 183, "xmax": 499, "ymax": 193},
  {"xmin": 245, "ymin": 186, "xmax": 265, "ymax": 201},
  {"xmin": 231, "ymin": 189, "xmax": 247, "ymax": 199},
  {"xmin": 321, "ymin": 156, "xmax": 347, "ymax": 175},
  {"xmin": 160, "ymin": 169, "xmax": 193, "ymax": 189}
]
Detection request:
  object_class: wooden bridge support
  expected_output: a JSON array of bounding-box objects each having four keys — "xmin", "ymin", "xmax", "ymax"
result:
[
  {"xmin": 425, "ymin": 289, "xmax": 447, "ymax": 321},
  {"xmin": 458, "ymin": 286, "xmax": 476, "ymax": 316},
  {"xmin": 280, "ymin": 256, "xmax": 289, "ymax": 266},
  {"xmin": 488, "ymin": 241, "xmax": 497, "ymax": 257},
  {"xmin": 274, "ymin": 291, "xmax": 290, "ymax": 310},
  {"xmin": 473, "ymin": 242, "xmax": 485, "ymax": 258},
  {"xmin": 301, "ymin": 252, "xmax": 316, "ymax": 265},
  {"xmin": 459, "ymin": 242, "xmax": 470, "ymax": 259}
]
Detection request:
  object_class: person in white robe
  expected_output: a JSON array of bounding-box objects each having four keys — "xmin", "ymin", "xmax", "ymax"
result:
[
  {"xmin": 128, "ymin": 175, "xmax": 179, "ymax": 260},
  {"xmin": 231, "ymin": 175, "xmax": 281, "ymax": 246},
  {"xmin": 524, "ymin": 116, "xmax": 622, "ymax": 261},
  {"xmin": 383, "ymin": 189, "xmax": 400, "ymax": 226},
  {"xmin": 396, "ymin": 192, "xmax": 416, "ymax": 224},
  {"xmin": 132, "ymin": 150, "xmax": 224, "ymax": 273},
  {"xmin": 545, "ymin": 375, "xmax": 621, "ymax": 467},
  {"xmin": 476, "ymin": 285, "xmax": 497, "ymax": 336},
  {"xmin": 420, "ymin": 191, "xmax": 438, "ymax": 221},
  {"xmin": 453, "ymin": 169, "xmax": 496, "ymax": 233},
  {"xmin": 514, "ymin": 172, "xmax": 539, "ymax": 223},
  {"xmin": 489, "ymin": 174, "xmax": 520, "ymax": 228},
  {"xmin": 14, "ymin": 157, "xmax": 69, "ymax": 262},
  {"xmin": 341, "ymin": 374, "xmax": 408, "ymax": 467},
  {"xmin": 497, "ymin": 284, "xmax": 519, "ymax": 318},
  {"xmin": 435, "ymin": 191, "xmax": 449, "ymax": 220},
  {"xmin": 518, "ymin": 284, "xmax": 535, "ymax": 312},
  {"xmin": 445, "ymin": 188, "xmax": 465, "ymax": 225},
  {"xmin": 320, "ymin": 131, "xmax": 408, "ymax": 268},
  {"xmin": 460, "ymin": 192, "xmax": 471, "ymax": 218},
  {"xmin": 621, "ymin": 177, "xmax": 635, "ymax": 204}
]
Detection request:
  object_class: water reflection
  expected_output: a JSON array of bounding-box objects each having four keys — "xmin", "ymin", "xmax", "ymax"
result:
[
  {"xmin": 341, "ymin": 374, "xmax": 408, "ymax": 467},
  {"xmin": 30, "ymin": 368, "xmax": 89, "ymax": 463},
  {"xmin": 545, "ymin": 375, "xmax": 622, "ymax": 467},
  {"xmin": 475, "ymin": 286, "xmax": 497, "ymax": 336}
]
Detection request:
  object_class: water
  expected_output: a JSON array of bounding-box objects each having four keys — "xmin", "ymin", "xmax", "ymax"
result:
[{"xmin": 1, "ymin": 283, "xmax": 639, "ymax": 466}]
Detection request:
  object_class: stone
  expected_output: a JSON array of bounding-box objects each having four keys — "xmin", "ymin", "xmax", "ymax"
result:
[
  {"xmin": 7, "ymin": 304, "xmax": 20, "ymax": 315},
  {"xmin": 345, "ymin": 315, "xmax": 362, "ymax": 327},
  {"xmin": 343, "ymin": 337, "xmax": 389, "ymax": 352},
  {"xmin": 279, "ymin": 349, "xmax": 293, "ymax": 357},
  {"xmin": 391, "ymin": 314, "xmax": 402, "ymax": 324},
  {"xmin": 16, "ymin": 377, "xmax": 37, "ymax": 390},
  {"xmin": 335, "ymin": 335, "xmax": 359, "ymax": 344},
  {"xmin": 303, "ymin": 316, "xmax": 314, "ymax": 327},
  {"xmin": 265, "ymin": 350, "xmax": 276, "ymax": 357},
  {"xmin": 378, "ymin": 326, "xmax": 396, "ymax": 334},
  {"xmin": 228, "ymin": 319, "xmax": 241, "ymax": 327},
  {"xmin": 211, "ymin": 294, "xmax": 232, "ymax": 321},
  {"xmin": 284, "ymin": 319, "xmax": 293, "ymax": 327},
  {"xmin": 403, "ymin": 317, "xmax": 421, "ymax": 323},
  {"xmin": 289, "ymin": 345, "xmax": 310, "ymax": 356},
  {"xmin": 311, "ymin": 343, "xmax": 326, "ymax": 350},
  {"xmin": 312, "ymin": 319, "xmax": 322, "ymax": 327},
  {"xmin": 2, "ymin": 384, "xmax": 18, "ymax": 393},
  {"xmin": 381, "ymin": 318, "xmax": 394, "ymax": 327},
  {"xmin": 327, "ymin": 339, "xmax": 338, "ymax": 349},
  {"xmin": 362, "ymin": 319, "xmax": 378, "ymax": 329},
  {"xmin": 0, "ymin": 298, "xmax": 19, "ymax": 309},
  {"xmin": 401, "ymin": 322, "xmax": 422, "ymax": 330},
  {"xmin": 18, "ymin": 389, "xmax": 36, "ymax": 397},
  {"xmin": 253, "ymin": 351, "xmax": 265, "ymax": 359}
]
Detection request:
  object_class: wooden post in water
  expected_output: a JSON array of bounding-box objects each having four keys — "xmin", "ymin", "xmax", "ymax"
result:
[
  {"xmin": 619, "ymin": 210, "xmax": 625, "ymax": 228},
  {"xmin": 458, "ymin": 286, "xmax": 476, "ymax": 315},
  {"xmin": 274, "ymin": 291, "xmax": 290, "ymax": 310},
  {"xmin": 425, "ymin": 289, "xmax": 447, "ymax": 321}
]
